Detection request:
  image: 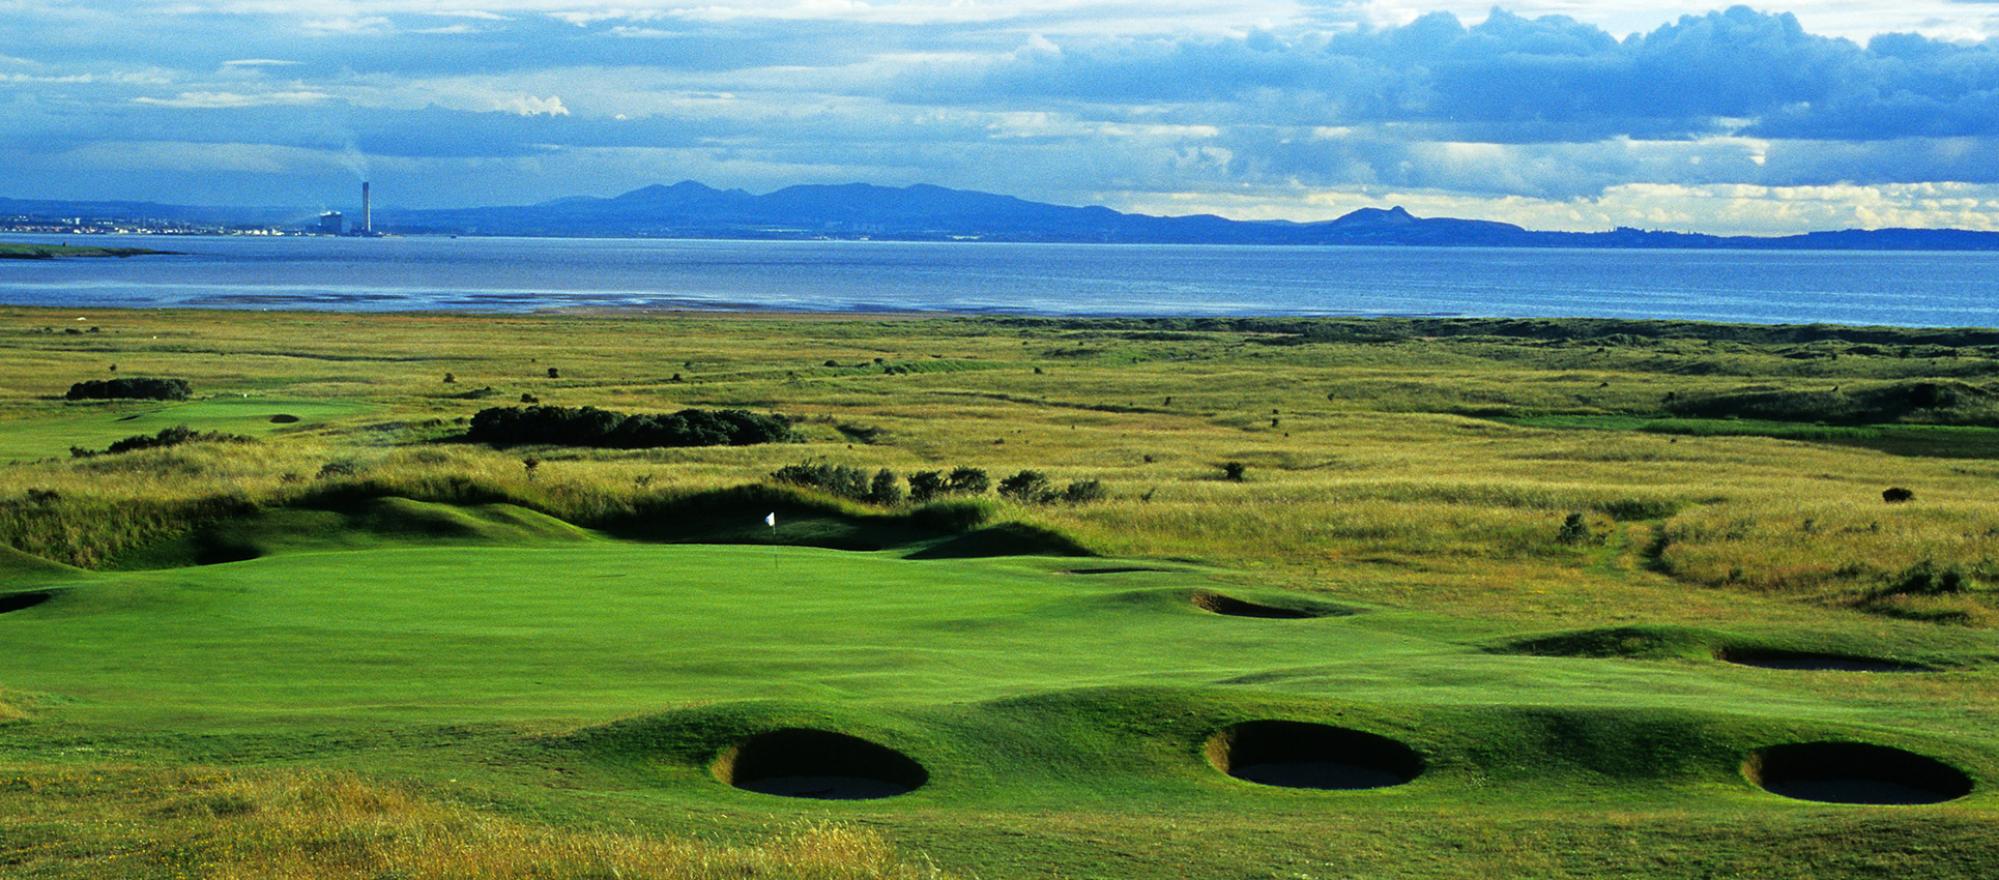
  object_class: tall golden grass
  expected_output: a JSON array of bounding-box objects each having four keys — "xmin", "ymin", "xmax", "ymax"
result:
[{"xmin": 0, "ymin": 766, "xmax": 948, "ymax": 880}]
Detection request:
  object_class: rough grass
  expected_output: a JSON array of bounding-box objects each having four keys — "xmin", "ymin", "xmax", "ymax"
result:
[{"xmin": 0, "ymin": 766, "xmax": 945, "ymax": 880}]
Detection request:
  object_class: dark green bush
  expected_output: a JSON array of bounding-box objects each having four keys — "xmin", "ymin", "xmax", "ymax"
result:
[
  {"xmin": 946, "ymin": 467, "xmax": 990, "ymax": 495},
  {"xmin": 1061, "ymin": 479, "xmax": 1108, "ymax": 504},
  {"xmin": 1887, "ymin": 560, "xmax": 1971, "ymax": 595},
  {"xmin": 467, "ymin": 405, "xmax": 791, "ymax": 449},
  {"xmin": 998, "ymin": 470, "xmax": 1055, "ymax": 503},
  {"xmin": 770, "ymin": 461, "xmax": 872, "ymax": 501},
  {"xmin": 65, "ymin": 377, "xmax": 190, "ymax": 401},
  {"xmin": 1221, "ymin": 461, "xmax": 1247, "ymax": 481},
  {"xmin": 70, "ymin": 425, "xmax": 251, "ymax": 458},
  {"xmin": 1557, "ymin": 511, "xmax": 1593, "ymax": 545},
  {"xmin": 908, "ymin": 470, "xmax": 946, "ymax": 503},
  {"xmin": 868, "ymin": 469, "xmax": 904, "ymax": 505}
]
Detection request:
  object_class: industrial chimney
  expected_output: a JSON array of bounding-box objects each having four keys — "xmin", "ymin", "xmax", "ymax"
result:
[{"xmin": 362, "ymin": 181, "xmax": 372, "ymax": 234}]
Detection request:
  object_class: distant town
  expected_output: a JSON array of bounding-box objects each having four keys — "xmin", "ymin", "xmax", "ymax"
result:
[{"xmin": 0, "ymin": 181, "xmax": 382, "ymax": 238}]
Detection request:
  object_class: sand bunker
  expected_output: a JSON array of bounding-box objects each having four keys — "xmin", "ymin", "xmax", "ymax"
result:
[
  {"xmin": 714, "ymin": 728, "xmax": 927, "ymax": 800},
  {"xmin": 1745, "ymin": 742, "xmax": 1972, "ymax": 805},
  {"xmin": 1206, "ymin": 720, "xmax": 1422, "ymax": 790},
  {"xmin": 0, "ymin": 592, "xmax": 51, "ymax": 614},
  {"xmin": 1718, "ymin": 648, "xmax": 1927, "ymax": 673},
  {"xmin": 1192, "ymin": 591, "xmax": 1330, "ymax": 620}
]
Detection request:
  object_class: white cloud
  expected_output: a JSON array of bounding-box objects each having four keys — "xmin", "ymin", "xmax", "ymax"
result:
[
  {"xmin": 496, "ymin": 94, "xmax": 569, "ymax": 116},
  {"xmin": 132, "ymin": 89, "xmax": 331, "ymax": 108}
]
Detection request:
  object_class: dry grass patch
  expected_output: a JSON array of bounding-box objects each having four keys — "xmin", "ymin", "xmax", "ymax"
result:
[{"xmin": 0, "ymin": 766, "xmax": 949, "ymax": 880}]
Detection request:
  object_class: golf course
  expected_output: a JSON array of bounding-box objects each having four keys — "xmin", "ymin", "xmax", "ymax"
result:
[{"xmin": 2, "ymin": 307, "xmax": 1996, "ymax": 878}]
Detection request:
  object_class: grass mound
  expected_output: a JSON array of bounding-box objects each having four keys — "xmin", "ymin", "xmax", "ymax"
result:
[
  {"xmin": 1495, "ymin": 625, "xmax": 1954, "ymax": 671},
  {"xmin": 0, "ymin": 590, "xmax": 53, "ymax": 614},
  {"xmin": 108, "ymin": 496, "xmax": 594, "ymax": 569},
  {"xmin": 714, "ymin": 728, "xmax": 929, "ymax": 800},
  {"xmin": 1494, "ymin": 625, "xmax": 1722, "ymax": 661},
  {"xmin": 0, "ymin": 545, "xmax": 81, "ymax": 582},
  {"xmin": 1666, "ymin": 380, "xmax": 1999, "ymax": 426},
  {"xmin": 904, "ymin": 522, "xmax": 1092, "ymax": 559},
  {"xmin": 1744, "ymin": 742, "xmax": 1973, "ymax": 805},
  {"xmin": 1190, "ymin": 590, "xmax": 1345, "ymax": 620},
  {"xmin": 1204, "ymin": 720, "xmax": 1423, "ymax": 790},
  {"xmin": 1714, "ymin": 648, "xmax": 1932, "ymax": 672}
]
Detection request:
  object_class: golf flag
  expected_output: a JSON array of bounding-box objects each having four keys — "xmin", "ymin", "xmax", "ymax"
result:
[{"xmin": 765, "ymin": 512, "xmax": 776, "ymax": 528}]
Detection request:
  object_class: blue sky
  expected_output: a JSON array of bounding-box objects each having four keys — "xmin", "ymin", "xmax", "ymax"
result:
[{"xmin": 2, "ymin": 1, "xmax": 1997, "ymax": 233}]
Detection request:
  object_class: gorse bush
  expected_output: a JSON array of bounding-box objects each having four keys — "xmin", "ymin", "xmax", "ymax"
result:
[
  {"xmin": 868, "ymin": 468, "xmax": 904, "ymax": 506},
  {"xmin": 467, "ymin": 406, "xmax": 791, "ymax": 449},
  {"xmin": 1557, "ymin": 511, "xmax": 1593, "ymax": 545},
  {"xmin": 65, "ymin": 377, "xmax": 191, "ymax": 401},
  {"xmin": 71, "ymin": 425, "xmax": 253, "ymax": 459},
  {"xmin": 946, "ymin": 467, "xmax": 990, "ymax": 495},
  {"xmin": 771, "ymin": 461, "xmax": 873, "ymax": 501},
  {"xmin": 908, "ymin": 470, "xmax": 946, "ymax": 502},
  {"xmin": 998, "ymin": 470, "xmax": 1053, "ymax": 503},
  {"xmin": 909, "ymin": 468, "xmax": 989, "ymax": 502},
  {"xmin": 1886, "ymin": 559, "xmax": 1973, "ymax": 596},
  {"xmin": 1060, "ymin": 479, "xmax": 1108, "ymax": 504}
]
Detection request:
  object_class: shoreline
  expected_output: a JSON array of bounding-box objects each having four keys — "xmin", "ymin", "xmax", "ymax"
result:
[{"xmin": 4, "ymin": 303, "xmax": 1995, "ymax": 337}]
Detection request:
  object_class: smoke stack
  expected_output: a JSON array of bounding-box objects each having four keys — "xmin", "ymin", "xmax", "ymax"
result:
[{"xmin": 362, "ymin": 181, "xmax": 372, "ymax": 234}]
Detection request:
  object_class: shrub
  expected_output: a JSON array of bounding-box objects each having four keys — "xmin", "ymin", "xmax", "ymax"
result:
[
  {"xmin": 546, "ymin": 367, "xmax": 560, "ymax": 379},
  {"xmin": 998, "ymin": 470, "xmax": 1055, "ymax": 503},
  {"xmin": 70, "ymin": 425, "xmax": 252, "ymax": 458},
  {"xmin": 945, "ymin": 467, "xmax": 990, "ymax": 495},
  {"xmin": 65, "ymin": 377, "xmax": 190, "ymax": 401},
  {"xmin": 1887, "ymin": 560, "xmax": 1970, "ymax": 595},
  {"xmin": 466, "ymin": 405, "xmax": 791, "ymax": 449},
  {"xmin": 316, "ymin": 460, "xmax": 358, "ymax": 480},
  {"xmin": 443, "ymin": 372, "xmax": 456, "ymax": 384},
  {"xmin": 867, "ymin": 469, "xmax": 904, "ymax": 506},
  {"xmin": 1557, "ymin": 511, "xmax": 1593, "ymax": 545},
  {"xmin": 908, "ymin": 470, "xmax": 946, "ymax": 503},
  {"xmin": 1883, "ymin": 487, "xmax": 1915, "ymax": 504},
  {"xmin": 1061, "ymin": 479, "xmax": 1108, "ymax": 504},
  {"xmin": 770, "ymin": 461, "xmax": 871, "ymax": 501},
  {"xmin": 1221, "ymin": 461, "xmax": 1247, "ymax": 481}
]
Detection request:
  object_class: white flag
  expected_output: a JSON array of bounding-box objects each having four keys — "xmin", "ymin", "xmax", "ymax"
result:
[{"xmin": 764, "ymin": 512, "xmax": 776, "ymax": 527}]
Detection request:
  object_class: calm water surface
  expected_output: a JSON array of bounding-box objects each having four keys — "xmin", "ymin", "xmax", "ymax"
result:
[{"xmin": 3, "ymin": 234, "xmax": 1996, "ymax": 326}]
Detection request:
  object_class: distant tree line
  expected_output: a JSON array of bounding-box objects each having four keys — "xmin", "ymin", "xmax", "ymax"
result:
[
  {"xmin": 65, "ymin": 377, "xmax": 191, "ymax": 401},
  {"xmin": 466, "ymin": 405, "xmax": 792, "ymax": 449}
]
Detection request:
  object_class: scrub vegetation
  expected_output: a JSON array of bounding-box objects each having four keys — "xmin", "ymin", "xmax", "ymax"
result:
[{"xmin": 1, "ymin": 307, "xmax": 1996, "ymax": 878}]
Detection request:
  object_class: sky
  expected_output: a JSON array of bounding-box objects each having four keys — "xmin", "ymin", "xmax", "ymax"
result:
[{"xmin": 2, "ymin": 1, "xmax": 1998, "ymax": 234}]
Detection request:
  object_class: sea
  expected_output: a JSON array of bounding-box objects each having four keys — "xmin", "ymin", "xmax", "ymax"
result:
[{"xmin": 3, "ymin": 233, "xmax": 1998, "ymax": 327}]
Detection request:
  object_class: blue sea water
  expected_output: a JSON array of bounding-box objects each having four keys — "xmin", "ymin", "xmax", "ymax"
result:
[{"xmin": 3, "ymin": 234, "xmax": 1997, "ymax": 326}]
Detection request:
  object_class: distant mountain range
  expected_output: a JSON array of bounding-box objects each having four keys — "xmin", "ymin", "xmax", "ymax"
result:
[{"xmin": 9, "ymin": 182, "xmax": 1999, "ymax": 250}]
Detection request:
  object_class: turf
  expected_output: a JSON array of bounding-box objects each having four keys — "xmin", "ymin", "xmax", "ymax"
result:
[
  {"xmin": 4, "ymin": 519, "xmax": 1998, "ymax": 877},
  {"xmin": 3, "ymin": 307, "xmax": 1999, "ymax": 877}
]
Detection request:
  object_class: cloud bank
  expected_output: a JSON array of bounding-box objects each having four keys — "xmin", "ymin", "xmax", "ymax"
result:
[{"xmin": 0, "ymin": 2, "xmax": 1996, "ymax": 233}]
